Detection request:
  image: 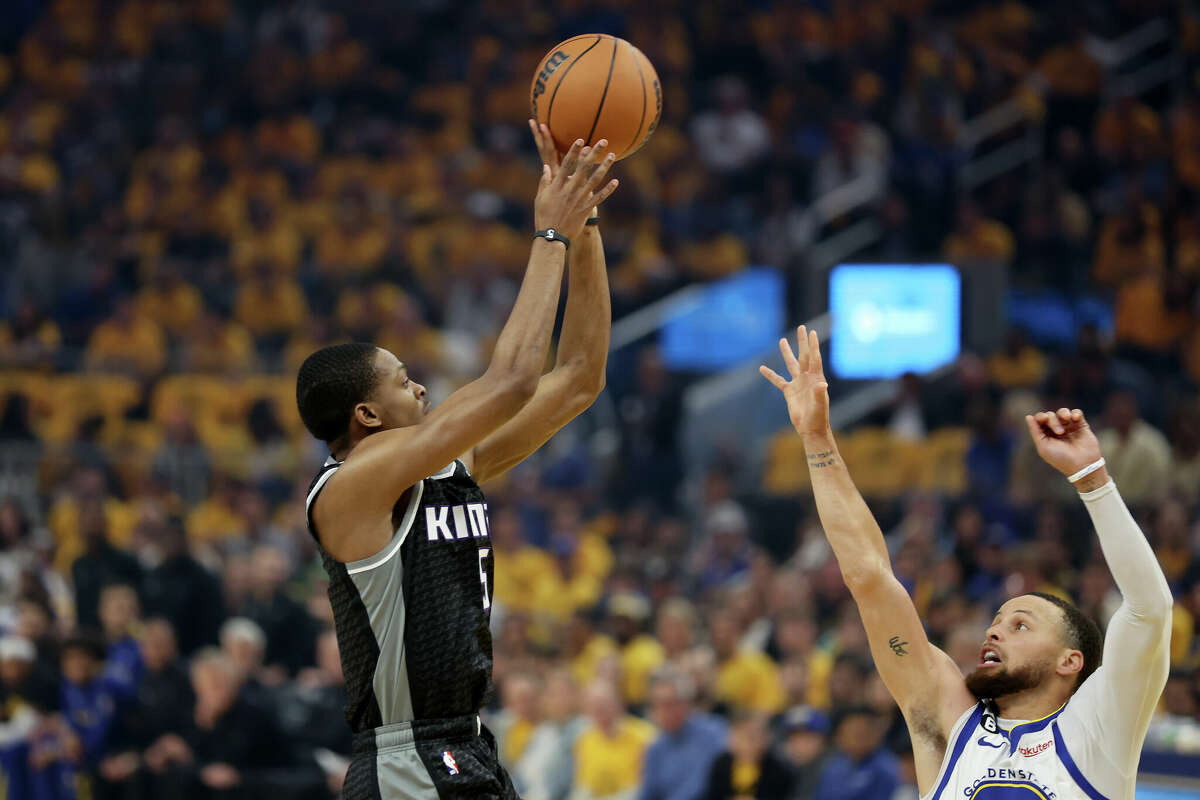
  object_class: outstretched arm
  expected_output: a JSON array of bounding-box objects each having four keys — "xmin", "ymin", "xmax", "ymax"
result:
[
  {"xmin": 467, "ymin": 122, "xmax": 613, "ymax": 483},
  {"xmin": 761, "ymin": 328, "xmax": 974, "ymax": 790},
  {"xmin": 1024, "ymin": 410, "xmax": 1172, "ymax": 775},
  {"xmin": 314, "ymin": 139, "xmax": 618, "ymax": 562}
]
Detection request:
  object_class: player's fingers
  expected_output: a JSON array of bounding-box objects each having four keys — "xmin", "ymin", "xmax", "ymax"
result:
[
  {"xmin": 589, "ymin": 179, "xmax": 619, "ymax": 207},
  {"xmin": 1024, "ymin": 414, "xmax": 1045, "ymax": 441},
  {"xmin": 555, "ymin": 139, "xmax": 584, "ymax": 185},
  {"xmin": 780, "ymin": 336, "xmax": 801, "ymax": 377},
  {"xmin": 1056, "ymin": 407, "xmax": 1072, "ymax": 421},
  {"xmin": 808, "ymin": 328, "xmax": 823, "ymax": 375},
  {"xmin": 1071, "ymin": 408, "xmax": 1083, "ymax": 422},
  {"xmin": 539, "ymin": 163, "xmax": 552, "ymax": 187},
  {"xmin": 580, "ymin": 151, "xmax": 616, "ymax": 197},
  {"xmin": 583, "ymin": 139, "xmax": 609, "ymax": 176},
  {"xmin": 760, "ymin": 365, "xmax": 787, "ymax": 389},
  {"xmin": 537, "ymin": 123, "xmax": 560, "ymax": 166},
  {"xmin": 794, "ymin": 325, "xmax": 810, "ymax": 372}
]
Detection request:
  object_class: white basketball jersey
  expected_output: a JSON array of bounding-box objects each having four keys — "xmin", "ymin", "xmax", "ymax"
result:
[{"xmin": 922, "ymin": 701, "xmax": 1121, "ymax": 800}]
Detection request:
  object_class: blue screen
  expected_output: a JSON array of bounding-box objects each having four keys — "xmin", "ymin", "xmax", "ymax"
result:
[
  {"xmin": 1137, "ymin": 787, "xmax": 1200, "ymax": 799},
  {"xmin": 660, "ymin": 267, "xmax": 784, "ymax": 371},
  {"xmin": 829, "ymin": 263, "xmax": 961, "ymax": 379}
]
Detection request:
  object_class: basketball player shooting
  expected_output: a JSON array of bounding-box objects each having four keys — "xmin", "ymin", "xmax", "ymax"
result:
[
  {"xmin": 295, "ymin": 126, "xmax": 616, "ymax": 799},
  {"xmin": 761, "ymin": 327, "xmax": 1173, "ymax": 800}
]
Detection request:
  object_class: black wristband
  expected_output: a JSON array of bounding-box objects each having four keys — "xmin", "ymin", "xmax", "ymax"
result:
[
  {"xmin": 534, "ymin": 228, "xmax": 570, "ymax": 249},
  {"xmin": 585, "ymin": 216, "xmax": 600, "ymax": 226}
]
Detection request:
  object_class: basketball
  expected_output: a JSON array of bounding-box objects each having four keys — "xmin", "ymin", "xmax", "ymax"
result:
[{"xmin": 530, "ymin": 34, "xmax": 661, "ymax": 160}]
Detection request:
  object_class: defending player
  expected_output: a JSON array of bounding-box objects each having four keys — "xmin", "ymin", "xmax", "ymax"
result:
[
  {"xmin": 761, "ymin": 326, "xmax": 1172, "ymax": 799},
  {"xmin": 296, "ymin": 126, "xmax": 615, "ymax": 799}
]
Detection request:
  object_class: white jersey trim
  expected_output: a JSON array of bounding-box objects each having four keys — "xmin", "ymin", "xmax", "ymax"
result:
[
  {"xmin": 306, "ymin": 464, "xmax": 339, "ymax": 510},
  {"xmin": 346, "ymin": 480, "xmax": 425, "ymax": 575},
  {"xmin": 428, "ymin": 461, "xmax": 457, "ymax": 480}
]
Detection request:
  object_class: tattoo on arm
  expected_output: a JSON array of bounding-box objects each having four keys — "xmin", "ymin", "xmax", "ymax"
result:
[
  {"xmin": 889, "ymin": 636, "xmax": 909, "ymax": 656},
  {"xmin": 807, "ymin": 450, "xmax": 836, "ymax": 468}
]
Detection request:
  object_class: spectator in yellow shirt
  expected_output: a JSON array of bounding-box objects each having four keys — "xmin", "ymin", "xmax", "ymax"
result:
[
  {"xmin": 1093, "ymin": 197, "xmax": 1164, "ymax": 288},
  {"xmin": 179, "ymin": 311, "xmax": 257, "ymax": 374},
  {"xmin": 233, "ymin": 262, "xmax": 309, "ymax": 346},
  {"xmin": 985, "ymin": 327, "xmax": 1047, "ymax": 389},
  {"xmin": 0, "ymin": 300, "xmax": 61, "ymax": 370},
  {"xmin": 231, "ymin": 196, "xmax": 303, "ymax": 276},
  {"xmin": 186, "ymin": 476, "xmax": 246, "ymax": 544},
  {"xmin": 770, "ymin": 608, "xmax": 835, "ymax": 710},
  {"xmin": 942, "ymin": 199, "xmax": 1014, "ymax": 266},
  {"xmin": 489, "ymin": 507, "xmax": 559, "ymax": 615},
  {"xmin": 313, "ymin": 186, "xmax": 387, "ymax": 276},
  {"xmin": 566, "ymin": 611, "xmax": 619, "ymax": 692},
  {"xmin": 571, "ymin": 679, "xmax": 657, "ymax": 800},
  {"xmin": 84, "ymin": 297, "xmax": 167, "ymax": 377},
  {"xmin": 605, "ymin": 593, "xmax": 666, "ymax": 706},
  {"xmin": 48, "ymin": 466, "xmax": 136, "ymax": 574},
  {"xmin": 710, "ymin": 608, "xmax": 786, "ymax": 714},
  {"xmin": 490, "ymin": 670, "xmax": 541, "ymax": 771},
  {"xmin": 135, "ymin": 263, "xmax": 203, "ymax": 337},
  {"xmin": 1114, "ymin": 271, "xmax": 1193, "ymax": 356}
]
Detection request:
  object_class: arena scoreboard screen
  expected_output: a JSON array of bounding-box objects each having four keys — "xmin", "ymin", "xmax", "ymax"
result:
[{"xmin": 829, "ymin": 263, "xmax": 962, "ymax": 380}]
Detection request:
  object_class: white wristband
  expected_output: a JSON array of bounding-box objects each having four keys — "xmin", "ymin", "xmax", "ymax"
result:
[{"xmin": 1067, "ymin": 457, "xmax": 1105, "ymax": 484}]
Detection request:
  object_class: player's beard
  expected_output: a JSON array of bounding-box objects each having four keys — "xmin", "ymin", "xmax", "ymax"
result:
[{"xmin": 964, "ymin": 658, "xmax": 1054, "ymax": 701}]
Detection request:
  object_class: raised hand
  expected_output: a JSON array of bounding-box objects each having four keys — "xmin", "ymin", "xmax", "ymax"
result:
[
  {"xmin": 530, "ymin": 120, "xmax": 563, "ymax": 177},
  {"xmin": 760, "ymin": 325, "xmax": 831, "ymax": 437},
  {"xmin": 531, "ymin": 119, "xmax": 599, "ymax": 222},
  {"xmin": 1024, "ymin": 408, "xmax": 1104, "ymax": 478},
  {"xmin": 532, "ymin": 128, "xmax": 616, "ymax": 241}
]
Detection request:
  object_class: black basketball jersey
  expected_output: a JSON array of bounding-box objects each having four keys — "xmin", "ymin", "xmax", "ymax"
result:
[{"xmin": 305, "ymin": 457, "xmax": 495, "ymax": 732}]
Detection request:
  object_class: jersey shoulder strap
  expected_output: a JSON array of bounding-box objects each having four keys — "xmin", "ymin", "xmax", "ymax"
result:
[{"xmin": 305, "ymin": 456, "xmax": 341, "ymax": 541}]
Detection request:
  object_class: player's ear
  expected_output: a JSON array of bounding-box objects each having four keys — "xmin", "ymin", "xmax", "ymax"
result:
[
  {"xmin": 353, "ymin": 401, "xmax": 383, "ymax": 430},
  {"xmin": 1056, "ymin": 648, "xmax": 1083, "ymax": 679}
]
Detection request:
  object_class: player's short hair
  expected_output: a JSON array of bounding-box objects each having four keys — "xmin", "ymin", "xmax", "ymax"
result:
[
  {"xmin": 296, "ymin": 343, "xmax": 382, "ymax": 444},
  {"xmin": 1029, "ymin": 591, "xmax": 1103, "ymax": 690}
]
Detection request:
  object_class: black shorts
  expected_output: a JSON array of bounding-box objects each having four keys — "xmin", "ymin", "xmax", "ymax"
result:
[{"xmin": 343, "ymin": 716, "xmax": 521, "ymax": 800}]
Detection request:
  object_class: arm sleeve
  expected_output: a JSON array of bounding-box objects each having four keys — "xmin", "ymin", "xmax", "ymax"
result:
[{"xmin": 1065, "ymin": 480, "xmax": 1173, "ymax": 775}]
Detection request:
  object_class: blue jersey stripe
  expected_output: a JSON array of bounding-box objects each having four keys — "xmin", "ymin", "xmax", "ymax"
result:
[
  {"xmin": 1052, "ymin": 722, "xmax": 1110, "ymax": 800},
  {"xmin": 931, "ymin": 703, "xmax": 986, "ymax": 800},
  {"xmin": 1005, "ymin": 702, "xmax": 1068, "ymax": 756}
]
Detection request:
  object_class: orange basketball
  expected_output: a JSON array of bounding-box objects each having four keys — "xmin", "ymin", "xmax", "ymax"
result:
[{"xmin": 530, "ymin": 34, "xmax": 661, "ymax": 161}]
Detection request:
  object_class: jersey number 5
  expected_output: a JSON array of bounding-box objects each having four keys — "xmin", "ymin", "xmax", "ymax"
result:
[{"xmin": 478, "ymin": 547, "xmax": 491, "ymax": 610}]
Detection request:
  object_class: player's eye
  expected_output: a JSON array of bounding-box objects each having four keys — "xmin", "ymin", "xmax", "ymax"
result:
[{"xmin": 1016, "ymin": 622, "xmax": 1028, "ymax": 631}]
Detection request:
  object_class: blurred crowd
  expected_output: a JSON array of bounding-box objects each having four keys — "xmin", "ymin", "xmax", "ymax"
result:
[{"xmin": 2, "ymin": 0, "xmax": 1200, "ymax": 799}]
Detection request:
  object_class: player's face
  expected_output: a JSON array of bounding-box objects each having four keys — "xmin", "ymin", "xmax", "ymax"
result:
[
  {"xmin": 371, "ymin": 349, "xmax": 429, "ymax": 429},
  {"xmin": 964, "ymin": 595, "xmax": 1067, "ymax": 700}
]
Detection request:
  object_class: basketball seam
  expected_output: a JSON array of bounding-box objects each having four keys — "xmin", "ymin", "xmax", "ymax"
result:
[
  {"xmin": 546, "ymin": 35, "xmax": 604, "ymax": 136},
  {"xmin": 625, "ymin": 41, "xmax": 648, "ymax": 159},
  {"xmin": 585, "ymin": 37, "xmax": 619, "ymax": 146}
]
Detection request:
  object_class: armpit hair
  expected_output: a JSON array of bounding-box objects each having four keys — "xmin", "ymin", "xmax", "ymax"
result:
[{"xmin": 906, "ymin": 705, "xmax": 947, "ymax": 752}]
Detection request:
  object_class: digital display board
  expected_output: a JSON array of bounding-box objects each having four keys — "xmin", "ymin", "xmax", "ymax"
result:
[
  {"xmin": 829, "ymin": 263, "xmax": 961, "ymax": 379},
  {"xmin": 660, "ymin": 267, "xmax": 785, "ymax": 371}
]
